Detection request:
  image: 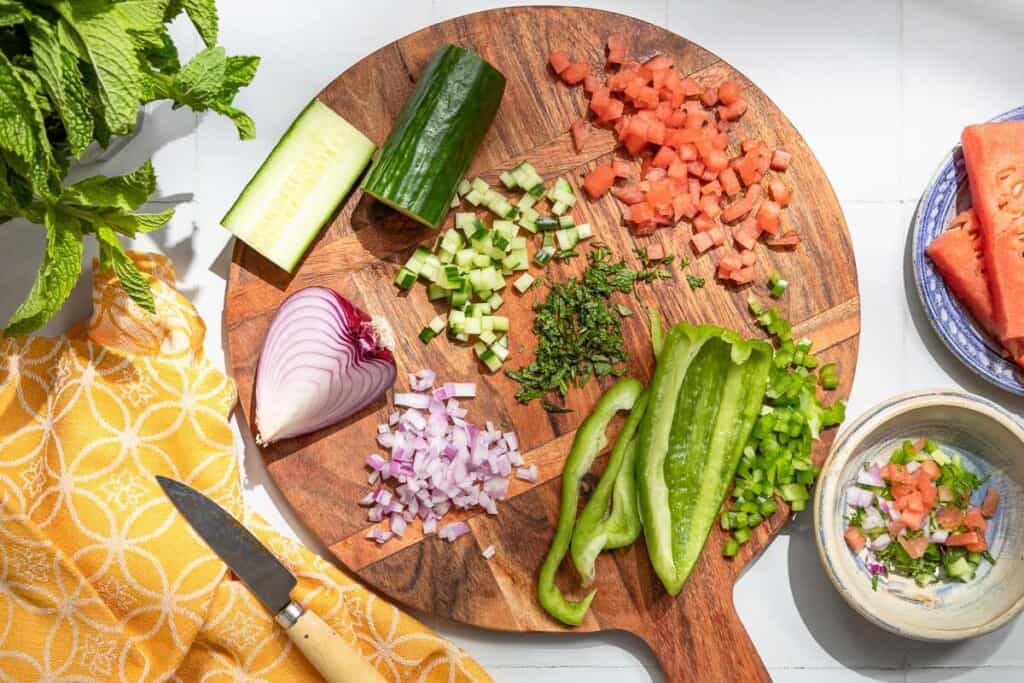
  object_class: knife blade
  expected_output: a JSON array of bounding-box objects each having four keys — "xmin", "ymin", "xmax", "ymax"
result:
[
  {"xmin": 155, "ymin": 476, "xmax": 385, "ymax": 683},
  {"xmin": 157, "ymin": 476, "xmax": 295, "ymax": 614}
]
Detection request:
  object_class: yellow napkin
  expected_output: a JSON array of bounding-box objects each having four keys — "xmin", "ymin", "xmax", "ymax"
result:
[{"xmin": 0, "ymin": 253, "xmax": 490, "ymax": 682}]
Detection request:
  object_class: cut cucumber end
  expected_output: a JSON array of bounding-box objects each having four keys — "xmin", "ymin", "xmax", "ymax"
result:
[{"xmin": 222, "ymin": 99, "xmax": 376, "ymax": 272}]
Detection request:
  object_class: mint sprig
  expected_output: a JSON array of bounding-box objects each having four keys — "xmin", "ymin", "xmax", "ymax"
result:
[{"xmin": 0, "ymin": 0, "xmax": 259, "ymax": 336}]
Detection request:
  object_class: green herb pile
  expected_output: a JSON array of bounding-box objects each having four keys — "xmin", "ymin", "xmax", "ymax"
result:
[
  {"xmin": 719, "ymin": 298, "xmax": 846, "ymax": 556},
  {"xmin": 0, "ymin": 0, "xmax": 258, "ymax": 335},
  {"xmin": 507, "ymin": 245, "xmax": 647, "ymax": 406}
]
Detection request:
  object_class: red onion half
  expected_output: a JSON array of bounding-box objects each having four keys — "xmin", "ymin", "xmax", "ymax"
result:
[{"xmin": 255, "ymin": 287, "xmax": 396, "ymax": 444}]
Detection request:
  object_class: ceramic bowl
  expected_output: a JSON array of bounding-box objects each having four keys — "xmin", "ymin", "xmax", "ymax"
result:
[
  {"xmin": 814, "ymin": 390, "xmax": 1024, "ymax": 640},
  {"xmin": 910, "ymin": 105, "xmax": 1024, "ymax": 396}
]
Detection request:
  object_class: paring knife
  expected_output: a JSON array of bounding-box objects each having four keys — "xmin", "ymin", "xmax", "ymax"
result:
[{"xmin": 156, "ymin": 476, "xmax": 385, "ymax": 683}]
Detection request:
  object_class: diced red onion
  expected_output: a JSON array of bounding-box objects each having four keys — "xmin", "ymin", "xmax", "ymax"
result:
[
  {"xmin": 906, "ymin": 461, "xmax": 921, "ymax": 474},
  {"xmin": 862, "ymin": 507, "xmax": 884, "ymax": 530},
  {"xmin": 439, "ymin": 521, "xmax": 470, "ymax": 541},
  {"xmin": 410, "ymin": 369, "xmax": 436, "ymax": 392},
  {"xmin": 930, "ymin": 529, "xmax": 949, "ymax": 544},
  {"xmin": 481, "ymin": 544, "xmax": 496, "ymax": 560},
  {"xmin": 360, "ymin": 372, "xmax": 520, "ymax": 545},
  {"xmin": 857, "ymin": 465, "xmax": 884, "ymax": 488},
  {"xmin": 395, "ymin": 392, "xmax": 430, "ymax": 410},
  {"xmin": 390, "ymin": 514, "xmax": 407, "ymax": 537},
  {"xmin": 366, "ymin": 528, "xmax": 392, "ymax": 544},
  {"xmin": 868, "ymin": 562, "xmax": 888, "ymax": 576},
  {"xmin": 870, "ymin": 533, "xmax": 891, "ymax": 551},
  {"xmin": 255, "ymin": 287, "xmax": 396, "ymax": 444},
  {"xmin": 846, "ymin": 486, "xmax": 874, "ymax": 508},
  {"xmin": 515, "ymin": 465, "xmax": 538, "ymax": 483}
]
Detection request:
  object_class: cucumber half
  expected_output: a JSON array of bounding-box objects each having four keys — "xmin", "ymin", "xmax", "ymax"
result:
[{"xmin": 222, "ymin": 99, "xmax": 376, "ymax": 272}]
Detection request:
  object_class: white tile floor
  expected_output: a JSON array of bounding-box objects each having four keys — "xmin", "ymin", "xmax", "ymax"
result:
[{"xmin": 3, "ymin": 1, "xmax": 1022, "ymax": 680}]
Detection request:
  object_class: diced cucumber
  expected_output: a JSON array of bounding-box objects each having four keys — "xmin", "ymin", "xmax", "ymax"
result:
[
  {"xmin": 487, "ymin": 292, "xmax": 504, "ymax": 310},
  {"xmin": 479, "ymin": 347, "xmax": 502, "ymax": 372},
  {"xmin": 551, "ymin": 200, "xmax": 568, "ymax": 216},
  {"xmin": 534, "ymin": 246, "xmax": 555, "ymax": 266},
  {"xmin": 436, "ymin": 249, "xmax": 454, "ymax": 264},
  {"xmin": 555, "ymin": 226, "xmax": 579, "ymax": 251},
  {"xmin": 514, "ymin": 273, "xmax": 535, "ymax": 293},
  {"xmin": 419, "ymin": 326, "xmax": 438, "ymax": 343},
  {"xmin": 558, "ymin": 214, "xmax": 575, "ymax": 228},
  {"xmin": 457, "ymin": 178, "xmax": 472, "ymax": 195},
  {"xmin": 472, "ymin": 177, "xmax": 490, "ymax": 194},
  {"xmin": 536, "ymin": 216, "xmax": 559, "ymax": 231},
  {"xmin": 427, "ymin": 283, "xmax": 447, "ymax": 300},
  {"xmin": 496, "ymin": 334, "xmax": 509, "ymax": 348},
  {"xmin": 465, "ymin": 189, "xmax": 484, "ymax": 206},
  {"xmin": 517, "ymin": 194, "xmax": 537, "ymax": 210},
  {"xmin": 492, "ymin": 342, "xmax": 509, "ymax": 361},
  {"xmin": 222, "ymin": 100, "xmax": 376, "ymax": 273},
  {"xmin": 499, "ymin": 170, "xmax": 518, "ymax": 189},
  {"xmin": 440, "ymin": 230, "xmax": 464, "ymax": 252},
  {"xmin": 450, "ymin": 195, "xmax": 461, "ymax": 208},
  {"xmin": 491, "ymin": 316, "xmax": 510, "ymax": 331},
  {"xmin": 479, "ymin": 330, "xmax": 498, "ymax": 345},
  {"xmin": 395, "ymin": 268, "xmax": 417, "ymax": 290},
  {"xmin": 576, "ymin": 223, "xmax": 593, "ymax": 240}
]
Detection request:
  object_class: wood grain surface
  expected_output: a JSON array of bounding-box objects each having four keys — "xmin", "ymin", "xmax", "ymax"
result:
[{"xmin": 223, "ymin": 7, "xmax": 860, "ymax": 681}]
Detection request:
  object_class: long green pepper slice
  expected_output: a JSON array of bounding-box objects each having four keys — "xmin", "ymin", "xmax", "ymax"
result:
[
  {"xmin": 571, "ymin": 390, "xmax": 650, "ymax": 584},
  {"xmin": 637, "ymin": 323, "xmax": 772, "ymax": 595},
  {"xmin": 537, "ymin": 377, "xmax": 643, "ymax": 625}
]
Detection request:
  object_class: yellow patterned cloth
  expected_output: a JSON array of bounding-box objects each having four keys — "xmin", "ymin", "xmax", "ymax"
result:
[{"xmin": 0, "ymin": 253, "xmax": 490, "ymax": 683}]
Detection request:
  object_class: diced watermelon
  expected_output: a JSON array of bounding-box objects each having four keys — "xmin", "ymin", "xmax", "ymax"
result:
[
  {"xmin": 549, "ymin": 50, "xmax": 571, "ymax": 75},
  {"xmin": 845, "ymin": 526, "xmax": 866, "ymax": 551},
  {"xmin": 692, "ymin": 231, "xmax": 714, "ymax": 253},
  {"xmin": 981, "ymin": 487, "xmax": 1000, "ymax": 517},
  {"xmin": 770, "ymin": 149, "xmax": 792, "ymax": 171},
  {"xmin": 961, "ymin": 122, "xmax": 1024, "ymax": 339},
  {"xmin": 583, "ymin": 164, "xmax": 616, "ymax": 199}
]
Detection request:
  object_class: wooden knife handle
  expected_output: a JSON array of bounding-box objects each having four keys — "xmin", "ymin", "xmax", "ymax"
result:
[{"xmin": 280, "ymin": 601, "xmax": 386, "ymax": 683}]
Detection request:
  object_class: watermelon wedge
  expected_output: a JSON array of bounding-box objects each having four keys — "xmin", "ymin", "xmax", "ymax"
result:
[
  {"xmin": 926, "ymin": 209, "xmax": 1024, "ymax": 368},
  {"xmin": 960, "ymin": 122, "xmax": 1024, "ymax": 339}
]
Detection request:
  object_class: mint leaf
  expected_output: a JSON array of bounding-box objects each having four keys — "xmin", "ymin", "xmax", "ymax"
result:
[
  {"xmin": 182, "ymin": 0, "xmax": 218, "ymax": 47},
  {"xmin": 62, "ymin": 160, "xmax": 157, "ymax": 210},
  {"xmin": 96, "ymin": 226, "xmax": 155, "ymax": 313},
  {"xmin": 0, "ymin": 1, "xmax": 24, "ymax": 28},
  {"xmin": 27, "ymin": 17, "xmax": 95, "ymax": 158},
  {"xmin": 211, "ymin": 101, "xmax": 255, "ymax": 140},
  {"xmin": 4, "ymin": 207, "xmax": 84, "ymax": 336},
  {"xmin": 95, "ymin": 207, "xmax": 174, "ymax": 236},
  {"xmin": 0, "ymin": 51, "xmax": 57, "ymax": 199},
  {"xmin": 60, "ymin": 1, "xmax": 144, "ymax": 136},
  {"xmin": 220, "ymin": 55, "xmax": 259, "ymax": 99},
  {"xmin": 111, "ymin": 0, "xmax": 169, "ymax": 33},
  {"xmin": 167, "ymin": 48, "xmax": 258, "ymax": 138},
  {"xmin": 171, "ymin": 45, "xmax": 226, "ymax": 105}
]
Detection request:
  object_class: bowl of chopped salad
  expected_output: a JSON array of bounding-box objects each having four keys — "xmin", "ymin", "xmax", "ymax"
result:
[{"xmin": 814, "ymin": 390, "xmax": 1024, "ymax": 641}]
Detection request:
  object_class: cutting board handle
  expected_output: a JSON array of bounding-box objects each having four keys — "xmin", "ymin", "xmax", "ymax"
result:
[{"xmin": 641, "ymin": 598, "xmax": 770, "ymax": 682}]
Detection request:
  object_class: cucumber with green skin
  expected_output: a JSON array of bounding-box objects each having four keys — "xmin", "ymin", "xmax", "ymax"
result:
[{"xmin": 362, "ymin": 45, "xmax": 506, "ymax": 228}]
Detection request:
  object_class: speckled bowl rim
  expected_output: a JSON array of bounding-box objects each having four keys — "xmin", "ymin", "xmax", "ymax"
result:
[
  {"xmin": 813, "ymin": 389, "xmax": 1024, "ymax": 641},
  {"xmin": 909, "ymin": 105, "xmax": 1024, "ymax": 396}
]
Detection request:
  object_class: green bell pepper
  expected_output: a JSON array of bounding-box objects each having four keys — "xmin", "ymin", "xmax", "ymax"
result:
[
  {"xmin": 537, "ymin": 377, "xmax": 643, "ymax": 626},
  {"xmin": 570, "ymin": 389, "xmax": 650, "ymax": 584},
  {"xmin": 637, "ymin": 323, "xmax": 772, "ymax": 595}
]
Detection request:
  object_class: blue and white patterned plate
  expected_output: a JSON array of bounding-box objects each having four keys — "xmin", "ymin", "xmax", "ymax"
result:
[{"xmin": 911, "ymin": 105, "xmax": 1024, "ymax": 396}]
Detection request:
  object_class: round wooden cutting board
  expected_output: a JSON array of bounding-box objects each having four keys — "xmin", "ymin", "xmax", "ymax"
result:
[{"xmin": 225, "ymin": 7, "xmax": 860, "ymax": 681}]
